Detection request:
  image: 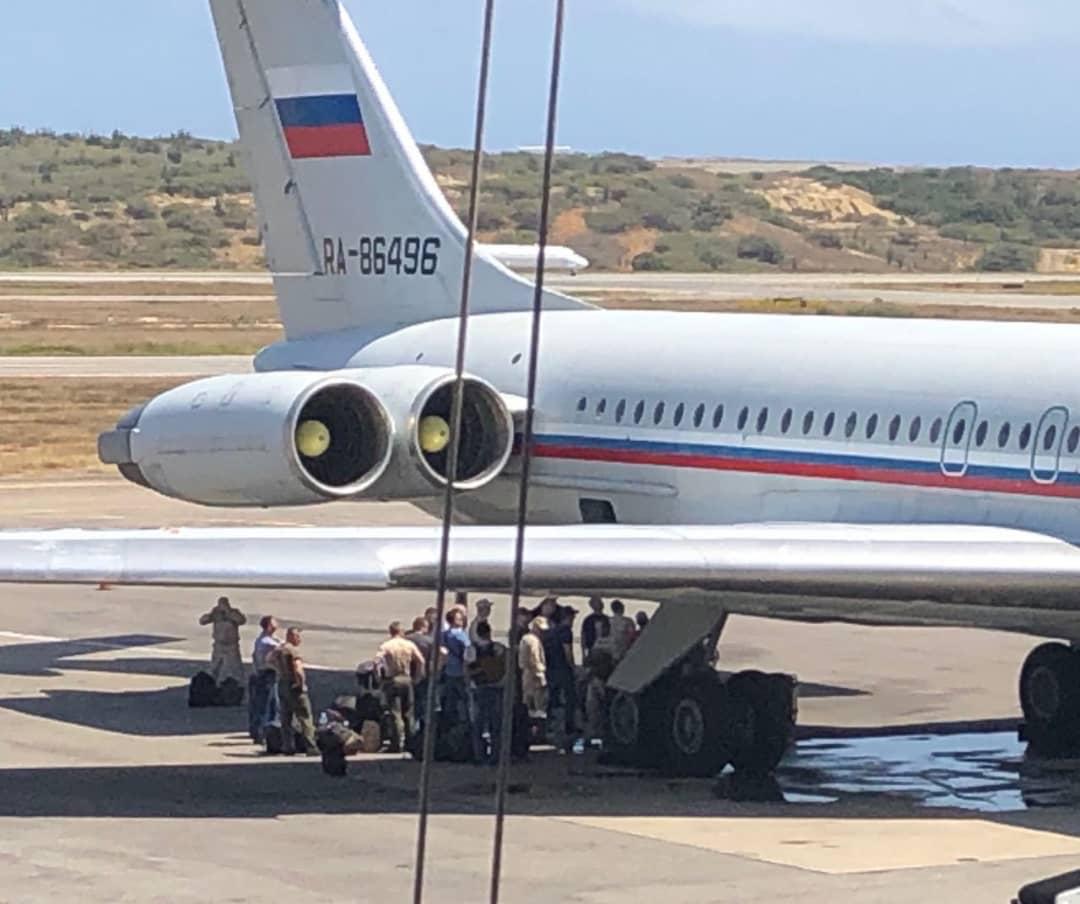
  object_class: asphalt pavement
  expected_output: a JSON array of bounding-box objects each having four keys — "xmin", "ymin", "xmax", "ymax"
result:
[{"xmin": 0, "ymin": 475, "xmax": 1077, "ymax": 901}]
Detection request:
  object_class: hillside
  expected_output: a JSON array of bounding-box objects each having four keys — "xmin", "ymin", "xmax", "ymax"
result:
[{"xmin": 4, "ymin": 128, "xmax": 1080, "ymax": 273}]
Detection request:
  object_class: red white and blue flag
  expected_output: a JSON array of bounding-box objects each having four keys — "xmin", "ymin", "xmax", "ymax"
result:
[{"xmin": 275, "ymin": 93, "xmax": 372, "ymax": 159}]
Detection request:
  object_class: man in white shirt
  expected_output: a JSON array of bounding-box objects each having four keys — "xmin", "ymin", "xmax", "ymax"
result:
[{"xmin": 248, "ymin": 615, "xmax": 281, "ymax": 743}]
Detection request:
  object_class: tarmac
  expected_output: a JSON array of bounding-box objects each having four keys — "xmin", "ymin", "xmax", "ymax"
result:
[{"xmin": 1, "ymin": 474, "xmax": 1079, "ymax": 901}]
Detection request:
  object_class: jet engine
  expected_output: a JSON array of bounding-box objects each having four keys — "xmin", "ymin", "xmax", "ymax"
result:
[
  {"xmin": 354, "ymin": 366, "xmax": 514, "ymax": 498},
  {"xmin": 99, "ymin": 366, "xmax": 514, "ymax": 507}
]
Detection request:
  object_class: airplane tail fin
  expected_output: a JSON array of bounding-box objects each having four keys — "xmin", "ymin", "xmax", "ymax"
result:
[{"xmin": 209, "ymin": 0, "xmax": 587, "ymax": 341}]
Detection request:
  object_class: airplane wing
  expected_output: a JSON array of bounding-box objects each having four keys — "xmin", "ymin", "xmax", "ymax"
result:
[{"xmin": 2, "ymin": 523, "xmax": 1080, "ymax": 636}]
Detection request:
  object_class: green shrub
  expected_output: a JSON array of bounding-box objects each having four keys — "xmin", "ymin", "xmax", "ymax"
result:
[
  {"xmin": 631, "ymin": 251, "xmax": 671, "ymax": 271},
  {"xmin": 13, "ymin": 204, "xmax": 59, "ymax": 232},
  {"xmin": 974, "ymin": 243, "xmax": 1038, "ymax": 272},
  {"xmin": 810, "ymin": 230, "xmax": 843, "ymax": 249},
  {"xmin": 736, "ymin": 234, "xmax": 784, "ymax": 264}
]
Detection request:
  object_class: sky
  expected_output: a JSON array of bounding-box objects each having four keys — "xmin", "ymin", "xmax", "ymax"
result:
[{"xmin": 3, "ymin": 1, "xmax": 1080, "ymax": 168}]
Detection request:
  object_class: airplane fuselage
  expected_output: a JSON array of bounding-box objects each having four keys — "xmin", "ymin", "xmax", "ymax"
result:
[{"xmin": 257, "ymin": 309, "xmax": 1080, "ymax": 541}]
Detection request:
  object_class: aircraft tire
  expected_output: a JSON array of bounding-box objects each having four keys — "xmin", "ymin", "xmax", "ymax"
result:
[
  {"xmin": 660, "ymin": 678, "xmax": 733, "ymax": 777},
  {"xmin": 1020, "ymin": 642, "xmax": 1080, "ymax": 755},
  {"xmin": 603, "ymin": 688, "xmax": 662, "ymax": 767},
  {"xmin": 727, "ymin": 670, "xmax": 797, "ymax": 776}
]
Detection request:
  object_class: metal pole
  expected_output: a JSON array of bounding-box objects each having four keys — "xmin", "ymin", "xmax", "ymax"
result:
[
  {"xmin": 413, "ymin": 3, "xmax": 498, "ymax": 902},
  {"xmin": 489, "ymin": 2, "xmax": 567, "ymax": 902}
]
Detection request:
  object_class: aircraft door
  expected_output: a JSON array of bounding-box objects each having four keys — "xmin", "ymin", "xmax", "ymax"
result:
[
  {"xmin": 1031, "ymin": 406, "xmax": 1069, "ymax": 484},
  {"xmin": 940, "ymin": 401, "xmax": 978, "ymax": 477}
]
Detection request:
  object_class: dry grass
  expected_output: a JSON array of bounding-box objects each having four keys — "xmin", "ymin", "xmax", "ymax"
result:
[
  {"xmin": 0, "ymin": 297, "xmax": 281, "ymax": 356},
  {"xmin": 0, "ymin": 281, "xmax": 271, "ymax": 297},
  {"xmin": 862, "ymin": 280, "xmax": 1080, "ymax": 297},
  {"xmin": 0, "ymin": 378, "xmax": 185, "ymax": 477},
  {"xmin": 4, "ymin": 279, "xmax": 1080, "ymax": 359},
  {"xmin": 596, "ymin": 293, "xmax": 1080, "ymax": 322}
]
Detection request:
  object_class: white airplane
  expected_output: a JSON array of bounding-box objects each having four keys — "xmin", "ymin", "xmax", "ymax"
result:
[
  {"xmin": 7, "ymin": 0, "xmax": 1080, "ymax": 775},
  {"xmin": 481, "ymin": 243, "xmax": 589, "ymax": 275}
]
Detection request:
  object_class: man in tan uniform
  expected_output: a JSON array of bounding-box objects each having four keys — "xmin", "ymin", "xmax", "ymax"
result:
[
  {"xmin": 518, "ymin": 617, "xmax": 549, "ymax": 721},
  {"xmin": 273, "ymin": 627, "xmax": 318, "ymax": 755},
  {"xmin": 199, "ymin": 596, "xmax": 246, "ymax": 686},
  {"xmin": 376, "ymin": 621, "xmax": 426, "ymax": 752}
]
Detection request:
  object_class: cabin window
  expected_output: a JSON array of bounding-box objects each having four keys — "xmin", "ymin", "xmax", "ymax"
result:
[
  {"xmin": 615, "ymin": 399, "xmax": 627, "ymax": 423},
  {"xmin": 673, "ymin": 403, "xmax": 685, "ymax": 427},
  {"xmin": 693, "ymin": 404, "xmax": 706, "ymax": 428},
  {"xmin": 1019, "ymin": 423, "xmax": 1033, "ymax": 450},
  {"xmin": 756, "ymin": 407, "xmax": 769, "ymax": 433},
  {"xmin": 737, "ymin": 407, "xmax": 750, "ymax": 430},
  {"xmin": 975, "ymin": 420, "xmax": 989, "ymax": 447},
  {"xmin": 929, "ymin": 418, "xmax": 943, "ymax": 444},
  {"xmin": 653, "ymin": 402, "xmax": 666, "ymax": 425},
  {"xmin": 952, "ymin": 419, "xmax": 966, "ymax": 445},
  {"xmin": 1069, "ymin": 427, "xmax": 1080, "ymax": 454},
  {"xmin": 998, "ymin": 423, "xmax": 1011, "ymax": 448},
  {"xmin": 781, "ymin": 409, "xmax": 793, "ymax": 434},
  {"xmin": 888, "ymin": 415, "xmax": 901, "ymax": 442},
  {"xmin": 596, "ymin": 398, "xmax": 607, "ymax": 417},
  {"xmin": 802, "ymin": 411, "xmax": 815, "ymax": 435},
  {"xmin": 865, "ymin": 413, "xmax": 879, "ymax": 439},
  {"xmin": 577, "ymin": 397, "xmax": 587, "ymax": 413},
  {"xmin": 844, "ymin": 412, "xmax": 858, "ymax": 439},
  {"xmin": 908, "ymin": 416, "xmax": 922, "ymax": 442},
  {"xmin": 823, "ymin": 412, "xmax": 836, "ymax": 437},
  {"xmin": 1044, "ymin": 425, "xmax": 1059, "ymax": 451},
  {"xmin": 634, "ymin": 401, "xmax": 645, "ymax": 424},
  {"xmin": 712, "ymin": 405, "xmax": 725, "ymax": 429}
]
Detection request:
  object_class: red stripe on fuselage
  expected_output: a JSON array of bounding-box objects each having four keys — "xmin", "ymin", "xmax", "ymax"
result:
[
  {"xmin": 533, "ymin": 443, "xmax": 1080, "ymax": 500},
  {"xmin": 283, "ymin": 123, "xmax": 371, "ymax": 158}
]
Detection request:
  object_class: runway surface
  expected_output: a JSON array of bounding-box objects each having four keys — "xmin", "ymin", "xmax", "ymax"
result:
[
  {"xmin": 0, "ymin": 475, "xmax": 1077, "ymax": 901},
  {"xmin": 5, "ymin": 269, "xmax": 1080, "ymax": 309}
]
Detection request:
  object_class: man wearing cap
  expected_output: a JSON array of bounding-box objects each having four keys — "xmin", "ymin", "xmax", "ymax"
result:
[{"xmin": 468, "ymin": 598, "xmax": 494, "ymax": 646}]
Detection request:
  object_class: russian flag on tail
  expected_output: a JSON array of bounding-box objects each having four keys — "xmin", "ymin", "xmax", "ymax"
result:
[{"xmin": 276, "ymin": 93, "xmax": 372, "ymax": 159}]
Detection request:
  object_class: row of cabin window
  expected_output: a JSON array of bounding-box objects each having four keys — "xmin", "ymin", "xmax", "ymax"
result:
[{"xmin": 574, "ymin": 396, "xmax": 1080, "ymax": 455}]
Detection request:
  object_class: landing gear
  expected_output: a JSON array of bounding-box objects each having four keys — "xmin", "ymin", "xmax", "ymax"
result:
[
  {"xmin": 603, "ymin": 670, "xmax": 796, "ymax": 777},
  {"xmin": 1020, "ymin": 642, "xmax": 1080, "ymax": 755},
  {"xmin": 662, "ymin": 678, "xmax": 733, "ymax": 777},
  {"xmin": 727, "ymin": 670, "xmax": 798, "ymax": 776},
  {"xmin": 600, "ymin": 600, "xmax": 796, "ymax": 778}
]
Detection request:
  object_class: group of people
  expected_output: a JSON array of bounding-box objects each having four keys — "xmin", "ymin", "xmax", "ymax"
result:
[
  {"xmin": 197, "ymin": 596, "xmax": 318, "ymax": 756},
  {"xmin": 199, "ymin": 592, "xmax": 652, "ymax": 765},
  {"xmin": 371, "ymin": 595, "xmax": 651, "ymax": 764}
]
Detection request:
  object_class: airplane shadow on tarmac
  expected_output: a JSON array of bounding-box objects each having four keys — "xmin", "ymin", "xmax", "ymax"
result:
[
  {"xmin": 0, "ymin": 634, "xmax": 356, "ymax": 737},
  {"xmin": 1, "ymin": 751, "xmax": 1080, "ymax": 838},
  {"xmin": 0, "ymin": 636, "xmax": 1079, "ymax": 836}
]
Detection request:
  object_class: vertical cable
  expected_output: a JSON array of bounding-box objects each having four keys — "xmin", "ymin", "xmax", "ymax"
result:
[
  {"xmin": 489, "ymin": 2, "xmax": 567, "ymax": 902},
  {"xmin": 412, "ymin": 3, "xmax": 497, "ymax": 903}
]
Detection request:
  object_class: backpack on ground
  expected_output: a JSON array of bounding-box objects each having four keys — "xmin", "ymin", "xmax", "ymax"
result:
[
  {"xmin": 188, "ymin": 671, "xmax": 217, "ymax": 708},
  {"xmin": 215, "ymin": 677, "xmax": 244, "ymax": 707}
]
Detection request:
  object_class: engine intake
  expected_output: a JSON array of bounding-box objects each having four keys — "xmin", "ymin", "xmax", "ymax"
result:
[
  {"xmin": 294, "ymin": 383, "xmax": 392, "ymax": 495},
  {"xmin": 414, "ymin": 378, "xmax": 514, "ymax": 490}
]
